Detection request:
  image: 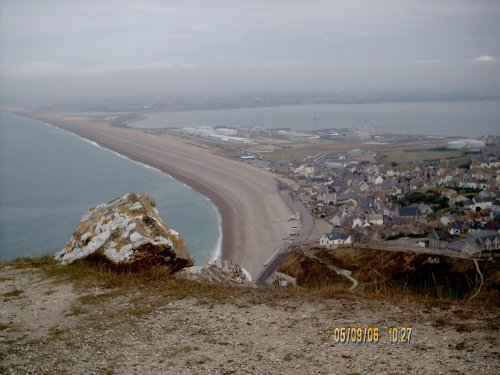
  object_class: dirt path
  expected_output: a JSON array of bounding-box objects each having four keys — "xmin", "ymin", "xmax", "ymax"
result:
[{"xmin": 303, "ymin": 249, "xmax": 359, "ymax": 290}]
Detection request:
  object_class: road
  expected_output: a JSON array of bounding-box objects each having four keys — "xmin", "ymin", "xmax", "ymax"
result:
[
  {"xmin": 360, "ymin": 238, "xmax": 479, "ymax": 259},
  {"xmin": 255, "ymin": 242, "xmax": 294, "ymax": 287},
  {"xmin": 280, "ymin": 189, "xmax": 315, "ymax": 243},
  {"xmin": 255, "ymin": 188, "xmax": 315, "ymax": 286},
  {"xmin": 255, "ymin": 181, "xmax": 358, "ymax": 290}
]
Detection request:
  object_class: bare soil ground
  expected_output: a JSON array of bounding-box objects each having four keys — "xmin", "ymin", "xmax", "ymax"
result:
[{"xmin": 1, "ymin": 259, "xmax": 499, "ymax": 374}]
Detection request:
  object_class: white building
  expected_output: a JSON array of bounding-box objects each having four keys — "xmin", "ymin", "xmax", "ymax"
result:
[
  {"xmin": 368, "ymin": 214, "xmax": 383, "ymax": 226},
  {"xmin": 214, "ymin": 128, "xmax": 237, "ymax": 136},
  {"xmin": 320, "ymin": 231, "xmax": 352, "ymax": 249},
  {"xmin": 352, "ymin": 218, "xmax": 363, "ymax": 228}
]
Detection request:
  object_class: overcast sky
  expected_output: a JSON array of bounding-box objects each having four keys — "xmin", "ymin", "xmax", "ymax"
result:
[{"xmin": 1, "ymin": 0, "xmax": 500, "ymax": 103}]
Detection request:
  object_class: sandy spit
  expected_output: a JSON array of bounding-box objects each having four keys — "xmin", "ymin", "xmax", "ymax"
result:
[{"xmin": 17, "ymin": 111, "xmax": 294, "ymax": 279}]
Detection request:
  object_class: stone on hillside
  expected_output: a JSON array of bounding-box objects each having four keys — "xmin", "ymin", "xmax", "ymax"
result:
[
  {"xmin": 177, "ymin": 259, "xmax": 252, "ymax": 285},
  {"xmin": 55, "ymin": 193, "xmax": 193, "ymax": 271}
]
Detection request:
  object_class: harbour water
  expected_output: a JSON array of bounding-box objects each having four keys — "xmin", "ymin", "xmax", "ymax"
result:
[
  {"xmin": 0, "ymin": 112, "xmax": 221, "ymax": 264},
  {"xmin": 130, "ymin": 101, "xmax": 500, "ymax": 137}
]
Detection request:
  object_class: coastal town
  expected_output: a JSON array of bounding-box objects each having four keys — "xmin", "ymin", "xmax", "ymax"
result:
[
  {"xmin": 3, "ymin": 2, "xmax": 500, "ymax": 373},
  {"xmin": 168, "ymin": 125, "xmax": 500, "ymax": 259}
]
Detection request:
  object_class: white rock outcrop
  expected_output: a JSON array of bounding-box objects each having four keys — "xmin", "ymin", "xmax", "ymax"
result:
[
  {"xmin": 177, "ymin": 259, "xmax": 251, "ymax": 285},
  {"xmin": 55, "ymin": 193, "xmax": 193, "ymax": 271}
]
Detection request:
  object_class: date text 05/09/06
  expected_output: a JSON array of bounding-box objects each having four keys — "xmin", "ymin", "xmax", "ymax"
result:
[{"xmin": 333, "ymin": 327, "xmax": 413, "ymax": 344}]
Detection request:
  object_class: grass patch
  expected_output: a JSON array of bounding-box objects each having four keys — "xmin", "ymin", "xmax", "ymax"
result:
[
  {"xmin": 264, "ymin": 142, "xmax": 359, "ymax": 162},
  {"xmin": 6, "ymin": 253, "xmax": 497, "ymax": 319},
  {"xmin": 3, "ymin": 289, "xmax": 24, "ymax": 300},
  {"xmin": 398, "ymin": 191, "xmax": 449, "ymax": 209},
  {"xmin": 11, "ymin": 255, "xmax": 291, "ymax": 307},
  {"xmin": 66, "ymin": 305, "xmax": 87, "ymax": 317},
  {"xmin": 9, "ymin": 256, "xmax": 57, "ymax": 268},
  {"xmin": 380, "ymin": 149, "xmax": 463, "ymax": 168},
  {"xmin": 77, "ymin": 293, "xmax": 114, "ymax": 305},
  {"xmin": 49, "ymin": 327, "xmax": 68, "ymax": 337}
]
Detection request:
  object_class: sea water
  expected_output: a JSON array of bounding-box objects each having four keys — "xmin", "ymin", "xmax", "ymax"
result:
[{"xmin": 0, "ymin": 112, "xmax": 220, "ymax": 264}]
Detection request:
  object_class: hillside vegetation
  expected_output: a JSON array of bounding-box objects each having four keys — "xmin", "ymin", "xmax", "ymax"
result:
[{"xmin": 280, "ymin": 247, "xmax": 500, "ymax": 302}]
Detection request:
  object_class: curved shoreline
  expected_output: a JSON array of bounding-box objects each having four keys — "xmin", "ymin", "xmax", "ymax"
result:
[
  {"xmin": 30, "ymin": 113, "xmax": 237, "ymax": 264},
  {"xmin": 11, "ymin": 110, "xmax": 294, "ymax": 278},
  {"xmin": 38, "ymin": 118, "xmax": 224, "ymax": 263}
]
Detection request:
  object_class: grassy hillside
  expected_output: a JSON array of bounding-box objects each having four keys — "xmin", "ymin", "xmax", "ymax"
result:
[{"xmin": 280, "ymin": 248, "xmax": 500, "ymax": 304}]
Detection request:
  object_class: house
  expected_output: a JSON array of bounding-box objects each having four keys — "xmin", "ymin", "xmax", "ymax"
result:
[
  {"xmin": 319, "ymin": 230, "xmax": 352, "ymax": 249},
  {"xmin": 448, "ymin": 194, "xmax": 468, "ymax": 206},
  {"xmin": 437, "ymin": 175, "xmax": 453, "ymax": 185},
  {"xmin": 488, "ymin": 214, "xmax": 500, "ymax": 229},
  {"xmin": 417, "ymin": 240, "xmax": 429, "ymax": 248},
  {"xmin": 357, "ymin": 181, "xmax": 370, "ymax": 192},
  {"xmin": 317, "ymin": 192, "xmax": 336, "ymax": 205},
  {"xmin": 460, "ymin": 180, "xmax": 488, "ymax": 190},
  {"xmin": 460, "ymin": 199, "xmax": 475, "ymax": 212},
  {"xmin": 440, "ymin": 215, "xmax": 455, "ymax": 226},
  {"xmin": 449, "ymin": 221, "xmax": 468, "ymax": 235},
  {"xmin": 429, "ymin": 230, "xmax": 457, "ymax": 249},
  {"xmin": 386, "ymin": 169, "xmax": 395, "ymax": 177},
  {"xmin": 468, "ymin": 221, "xmax": 486, "ymax": 233},
  {"xmin": 447, "ymin": 231, "xmax": 500, "ymax": 256},
  {"xmin": 398, "ymin": 206, "xmax": 420, "ymax": 219},
  {"xmin": 367, "ymin": 214, "xmax": 383, "ymax": 226},
  {"xmin": 447, "ymin": 239, "xmax": 481, "ymax": 255},
  {"xmin": 472, "ymin": 196, "xmax": 494, "ymax": 211},
  {"xmin": 293, "ymin": 165, "xmax": 314, "ymax": 177},
  {"xmin": 352, "ymin": 217, "xmax": 364, "ymax": 228},
  {"xmin": 371, "ymin": 175, "xmax": 384, "ymax": 185},
  {"xmin": 471, "ymin": 231, "xmax": 500, "ymax": 253},
  {"xmin": 418, "ymin": 203, "xmax": 433, "ymax": 216}
]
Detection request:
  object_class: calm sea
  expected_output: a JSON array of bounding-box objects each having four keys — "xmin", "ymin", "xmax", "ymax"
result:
[
  {"xmin": 0, "ymin": 112, "xmax": 220, "ymax": 264},
  {"xmin": 130, "ymin": 101, "xmax": 500, "ymax": 137}
]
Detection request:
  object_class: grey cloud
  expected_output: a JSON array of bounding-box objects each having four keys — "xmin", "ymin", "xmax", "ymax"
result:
[
  {"xmin": 472, "ymin": 55, "xmax": 497, "ymax": 62},
  {"xmin": 1, "ymin": 0, "xmax": 500, "ymax": 103}
]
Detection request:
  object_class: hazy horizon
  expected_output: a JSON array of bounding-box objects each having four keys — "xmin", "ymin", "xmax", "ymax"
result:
[{"xmin": 1, "ymin": 0, "xmax": 500, "ymax": 105}]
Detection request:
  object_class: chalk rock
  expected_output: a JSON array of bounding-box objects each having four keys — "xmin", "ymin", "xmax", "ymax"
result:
[
  {"xmin": 55, "ymin": 193, "xmax": 193, "ymax": 271},
  {"xmin": 177, "ymin": 259, "xmax": 252, "ymax": 285}
]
